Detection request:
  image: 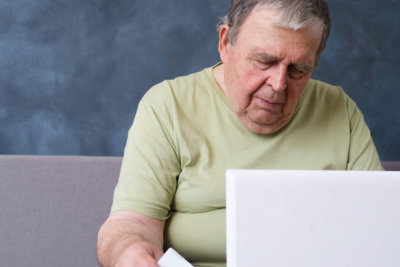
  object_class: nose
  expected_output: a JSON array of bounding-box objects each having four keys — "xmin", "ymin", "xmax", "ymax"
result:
[{"xmin": 267, "ymin": 64, "xmax": 287, "ymax": 92}]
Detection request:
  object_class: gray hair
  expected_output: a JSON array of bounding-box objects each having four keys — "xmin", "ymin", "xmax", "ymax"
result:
[{"xmin": 217, "ymin": 0, "xmax": 331, "ymax": 64}]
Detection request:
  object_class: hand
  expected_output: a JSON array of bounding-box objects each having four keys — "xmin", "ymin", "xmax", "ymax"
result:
[{"xmin": 113, "ymin": 239, "xmax": 164, "ymax": 267}]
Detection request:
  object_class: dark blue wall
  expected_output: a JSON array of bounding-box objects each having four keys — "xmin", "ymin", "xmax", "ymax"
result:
[{"xmin": 1, "ymin": 0, "xmax": 399, "ymax": 160}]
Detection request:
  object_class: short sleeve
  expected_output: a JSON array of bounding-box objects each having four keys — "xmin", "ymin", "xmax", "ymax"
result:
[
  {"xmin": 111, "ymin": 82, "xmax": 181, "ymax": 219},
  {"xmin": 346, "ymin": 96, "xmax": 384, "ymax": 170}
]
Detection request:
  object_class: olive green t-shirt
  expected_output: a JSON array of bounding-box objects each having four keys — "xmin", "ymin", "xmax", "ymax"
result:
[{"xmin": 111, "ymin": 65, "xmax": 383, "ymax": 266}]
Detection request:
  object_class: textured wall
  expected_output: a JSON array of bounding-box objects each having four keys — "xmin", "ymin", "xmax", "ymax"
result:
[{"xmin": 0, "ymin": 0, "xmax": 399, "ymax": 160}]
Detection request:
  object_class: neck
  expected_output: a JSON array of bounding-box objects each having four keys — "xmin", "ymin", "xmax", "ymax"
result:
[{"xmin": 212, "ymin": 63, "xmax": 228, "ymax": 96}]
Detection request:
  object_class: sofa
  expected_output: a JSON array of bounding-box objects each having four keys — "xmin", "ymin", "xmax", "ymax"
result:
[
  {"xmin": 0, "ymin": 155, "xmax": 121, "ymax": 267},
  {"xmin": 0, "ymin": 155, "xmax": 399, "ymax": 267}
]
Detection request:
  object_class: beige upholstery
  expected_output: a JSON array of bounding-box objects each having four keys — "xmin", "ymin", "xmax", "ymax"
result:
[{"xmin": 0, "ymin": 155, "xmax": 398, "ymax": 266}]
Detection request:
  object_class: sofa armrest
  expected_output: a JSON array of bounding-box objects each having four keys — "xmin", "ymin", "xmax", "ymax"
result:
[{"xmin": 382, "ymin": 161, "xmax": 400, "ymax": 171}]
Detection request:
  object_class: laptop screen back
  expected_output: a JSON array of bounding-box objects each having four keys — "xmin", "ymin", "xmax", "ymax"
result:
[{"xmin": 226, "ymin": 170, "xmax": 400, "ymax": 267}]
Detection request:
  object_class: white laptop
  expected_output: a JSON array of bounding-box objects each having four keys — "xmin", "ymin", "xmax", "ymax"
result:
[{"xmin": 226, "ymin": 170, "xmax": 400, "ymax": 267}]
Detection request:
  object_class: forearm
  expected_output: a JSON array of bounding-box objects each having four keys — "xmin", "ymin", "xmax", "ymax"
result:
[{"xmin": 97, "ymin": 211, "xmax": 165, "ymax": 267}]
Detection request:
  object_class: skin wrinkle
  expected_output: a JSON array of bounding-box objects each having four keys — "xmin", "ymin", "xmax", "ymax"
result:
[{"xmin": 216, "ymin": 7, "xmax": 323, "ymax": 134}]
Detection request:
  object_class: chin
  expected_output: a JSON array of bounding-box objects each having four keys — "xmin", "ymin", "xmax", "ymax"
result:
[
  {"xmin": 245, "ymin": 117, "xmax": 288, "ymax": 135},
  {"xmin": 249, "ymin": 125, "xmax": 282, "ymax": 134},
  {"xmin": 236, "ymin": 110, "xmax": 290, "ymax": 134}
]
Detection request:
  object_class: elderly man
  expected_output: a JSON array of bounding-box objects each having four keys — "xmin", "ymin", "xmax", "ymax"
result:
[{"xmin": 97, "ymin": 0, "xmax": 383, "ymax": 266}]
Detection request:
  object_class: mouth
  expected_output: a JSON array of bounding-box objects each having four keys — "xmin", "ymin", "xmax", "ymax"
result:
[{"xmin": 254, "ymin": 97, "xmax": 284, "ymax": 111}]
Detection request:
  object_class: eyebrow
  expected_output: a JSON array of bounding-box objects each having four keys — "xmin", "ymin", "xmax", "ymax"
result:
[
  {"xmin": 252, "ymin": 53, "xmax": 279, "ymax": 63},
  {"xmin": 252, "ymin": 53, "xmax": 313, "ymax": 73}
]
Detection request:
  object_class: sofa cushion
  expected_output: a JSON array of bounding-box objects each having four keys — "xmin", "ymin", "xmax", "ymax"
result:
[{"xmin": 0, "ymin": 155, "xmax": 121, "ymax": 267}]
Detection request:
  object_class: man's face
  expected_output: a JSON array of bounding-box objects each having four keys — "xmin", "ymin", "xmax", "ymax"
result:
[{"xmin": 219, "ymin": 7, "xmax": 323, "ymax": 134}]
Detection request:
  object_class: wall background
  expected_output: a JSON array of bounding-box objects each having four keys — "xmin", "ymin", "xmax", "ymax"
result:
[{"xmin": 0, "ymin": 0, "xmax": 399, "ymax": 160}]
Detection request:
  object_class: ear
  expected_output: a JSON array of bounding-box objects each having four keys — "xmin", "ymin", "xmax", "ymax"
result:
[{"xmin": 218, "ymin": 24, "xmax": 231, "ymax": 63}]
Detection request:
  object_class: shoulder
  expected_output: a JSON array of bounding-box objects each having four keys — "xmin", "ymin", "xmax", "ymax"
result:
[
  {"xmin": 304, "ymin": 79, "xmax": 345, "ymax": 99},
  {"xmin": 295, "ymin": 79, "xmax": 360, "ymax": 126},
  {"xmin": 142, "ymin": 67, "xmax": 214, "ymax": 105},
  {"xmin": 301, "ymin": 79, "xmax": 356, "ymax": 108}
]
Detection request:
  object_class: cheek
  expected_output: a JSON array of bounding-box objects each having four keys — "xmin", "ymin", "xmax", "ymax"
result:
[
  {"xmin": 228, "ymin": 71, "xmax": 257, "ymax": 106},
  {"xmin": 225, "ymin": 58, "xmax": 266, "ymax": 110},
  {"xmin": 236, "ymin": 72, "xmax": 265, "ymax": 99},
  {"xmin": 284, "ymin": 81, "xmax": 307, "ymax": 112}
]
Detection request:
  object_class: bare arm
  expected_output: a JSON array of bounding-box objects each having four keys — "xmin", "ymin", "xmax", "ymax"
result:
[{"xmin": 97, "ymin": 210, "xmax": 165, "ymax": 267}]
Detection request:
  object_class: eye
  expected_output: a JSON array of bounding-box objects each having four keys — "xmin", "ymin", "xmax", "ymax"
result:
[
  {"xmin": 289, "ymin": 65, "xmax": 307, "ymax": 79},
  {"xmin": 255, "ymin": 60, "xmax": 275, "ymax": 70}
]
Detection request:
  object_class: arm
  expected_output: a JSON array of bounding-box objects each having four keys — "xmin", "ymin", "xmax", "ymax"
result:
[
  {"xmin": 98, "ymin": 84, "xmax": 179, "ymax": 266},
  {"xmin": 97, "ymin": 210, "xmax": 165, "ymax": 267},
  {"xmin": 346, "ymin": 96, "xmax": 383, "ymax": 170}
]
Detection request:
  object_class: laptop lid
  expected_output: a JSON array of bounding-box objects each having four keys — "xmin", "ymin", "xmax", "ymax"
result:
[{"xmin": 226, "ymin": 170, "xmax": 400, "ymax": 267}]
